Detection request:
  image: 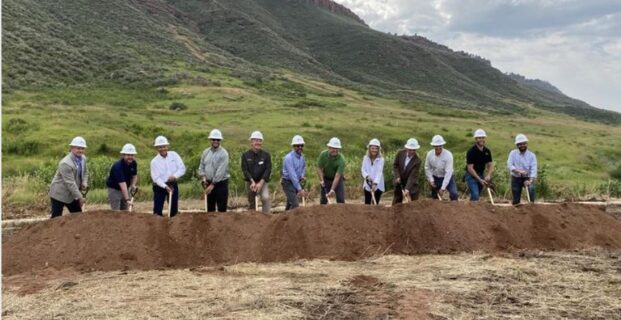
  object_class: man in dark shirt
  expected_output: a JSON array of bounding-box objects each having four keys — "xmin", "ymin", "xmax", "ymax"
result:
[
  {"xmin": 465, "ymin": 129, "xmax": 495, "ymax": 201},
  {"xmin": 241, "ymin": 131, "xmax": 272, "ymax": 213},
  {"xmin": 106, "ymin": 144, "xmax": 138, "ymax": 210}
]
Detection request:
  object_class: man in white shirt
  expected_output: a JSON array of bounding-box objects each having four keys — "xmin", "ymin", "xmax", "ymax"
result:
[
  {"xmin": 150, "ymin": 135, "xmax": 186, "ymax": 217},
  {"xmin": 424, "ymin": 135, "xmax": 458, "ymax": 201},
  {"xmin": 507, "ymin": 134, "xmax": 537, "ymax": 204}
]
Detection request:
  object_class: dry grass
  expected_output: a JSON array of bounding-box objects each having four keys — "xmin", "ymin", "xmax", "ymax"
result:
[{"xmin": 3, "ymin": 251, "xmax": 620, "ymax": 319}]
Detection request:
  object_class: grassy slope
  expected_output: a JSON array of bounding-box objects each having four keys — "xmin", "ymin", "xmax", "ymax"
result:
[
  {"xmin": 2, "ymin": 0, "xmax": 621, "ymax": 208},
  {"xmin": 3, "ymin": 73, "xmax": 621, "ymax": 208}
]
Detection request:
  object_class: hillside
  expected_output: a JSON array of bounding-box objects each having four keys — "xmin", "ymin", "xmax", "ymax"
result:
[{"xmin": 2, "ymin": 0, "xmax": 620, "ymax": 124}]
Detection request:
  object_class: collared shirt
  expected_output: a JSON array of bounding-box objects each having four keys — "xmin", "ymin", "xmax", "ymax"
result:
[
  {"xmin": 198, "ymin": 147, "xmax": 229, "ymax": 183},
  {"xmin": 317, "ymin": 150, "xmax": 345, "ymax": 179},
  {"xmin": 282, "ymin": 151, "xmax": 306, "ymax": 191},
  {"xmin": 466, "ymin": 145, "xmax": 492, "ymax": 174},
  {"xmin": 424, "ymin": 149, "xmax": 454, "ymax": 189},
  {"xmin": 404, "ymin": 155, "xmax": 413, "ymax": 170},
  {"xmin": 241, "ymin": 149, "xmax": 272, "ymax": 182},
  {"xmin": 106, "ymin": 159, "xmax": 138, "ymax": 190},
  {"xmin": 507, "ymin": 149, "xmax": 537, "ymax": 178},
  {"xmin": 150, "ymin": 151, "xmax": 186, "ymax": 188},
  {"xmin": 72, "ymin": 154, "xmax": 83, "ymax": 178},
  {"xmin": 361, "ymin": 155, "xmax": 385, "ymax": 192}
]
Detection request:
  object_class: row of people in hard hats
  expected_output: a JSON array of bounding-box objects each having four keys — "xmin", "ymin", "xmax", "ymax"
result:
[{"xmin": 47, "ymin": 129, "xmax": 537, "ymax": 217}]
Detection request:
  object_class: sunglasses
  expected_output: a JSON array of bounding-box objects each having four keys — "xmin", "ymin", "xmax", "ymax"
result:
[
  {"xmin": 293, "ymin": 145, "xmax": 304, "ymax": 148},
  {"xmin": 211, "ymin": 139, "xmax": 221, "ymax": 142}
]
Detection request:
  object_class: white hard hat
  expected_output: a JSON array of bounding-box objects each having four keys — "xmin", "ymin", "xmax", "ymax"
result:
[
  {"xmin": 367, "ymin": 138, "xmax": 381, "ymax": 148},
  {"xmin": 209, "ymin": 129, "xmax": 223, "ymax": 140},
  {"xmin": 249, "ymin": 131, "xmax": 263, "ymax": 140},
  {"xmin": 153, "ymin": 135, "xmax": 169, "ymax": 146},
  {"xmin": 515, "ymin": 134, "xmax": 528, "ymax": 144},
  {"xmin": 430, "ymin": 135, "xmax": 446, "ymax": 146},
  {"xmin": 291, "ymin": 135, "xmax": 305, "ymax": 145},
  {"xmin": 327, "ymin": 137, "xmax": 342, "ymax": 149},
  {"xmin": 120, "ymin": 143, "xmax": 137, "ymax": 155},
  {"xmin": 404, "ymin": 138, "xmax": 420, "ymax": 150},
  {"xmin": 69, "ymin": 136, "xmax": 87, "ymax": 148},
  {"xmin": 474, "ymin": 129, "xmax": 487, "ymax": 138}
]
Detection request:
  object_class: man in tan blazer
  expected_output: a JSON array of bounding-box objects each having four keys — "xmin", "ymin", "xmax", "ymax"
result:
[
  {"xmin": 392, "ymin": 138, "xmax": 422, "ymax": 204},
  {"xmin": 48, "ymin": 136, "xmax": 89, "ymax": 218}
]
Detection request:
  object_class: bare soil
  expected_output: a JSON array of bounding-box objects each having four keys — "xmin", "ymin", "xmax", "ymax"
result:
[{"xmin": 3, "ymin": 201, "xmax": 621, "ymax": 276}]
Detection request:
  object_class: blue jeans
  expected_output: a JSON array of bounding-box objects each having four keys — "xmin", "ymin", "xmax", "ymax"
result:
[
  {"xmin": 153, "ymin": 183, "xmax": 179, "ymax": 217},
  {"xmin": 511, "ymin": 177, "xmax": 535, "ymax": 204},
  {"xmin": 431, "ymin": 176, "xmax": 458, "ymax": 201},
  {"xmin": 465, "ymin": 171, "xmax": 484, "ymax": 201}
]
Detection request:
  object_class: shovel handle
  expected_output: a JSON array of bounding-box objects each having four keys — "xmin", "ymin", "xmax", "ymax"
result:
[
  {"xmin": 524, "ymin": 185, "xmax": 531, "ymax": 203},
  {"xmin": 487, "ymin": 187, "xmax": 495, "ymax": 205},
  {"xmin": 168, "ymin": 190, "xmax": 173, "ymax": 217}
]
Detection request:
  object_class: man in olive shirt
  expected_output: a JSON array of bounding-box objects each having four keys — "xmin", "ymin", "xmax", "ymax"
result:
[
  {"xmin": 241, "ymin": 131, "xmax": 272, "ymax": 213},
  {"xmin": 317, "ymin": 137, "xmax": 346, "ymax": 204}
]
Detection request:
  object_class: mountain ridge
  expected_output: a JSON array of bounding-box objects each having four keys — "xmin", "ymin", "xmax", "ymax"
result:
[{"xmin": 2, "ymin": 0, "xmax": 619, "ymax": 124}]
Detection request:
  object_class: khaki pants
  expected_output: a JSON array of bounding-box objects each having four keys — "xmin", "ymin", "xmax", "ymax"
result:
[{"xmin": 246, "ymin": 181, "xmax": 271, "ymax": 213}]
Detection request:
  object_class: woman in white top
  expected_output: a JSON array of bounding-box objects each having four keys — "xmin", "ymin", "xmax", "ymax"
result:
[{"xmin": 360, "ymin": 139, "xmax": 385, "ymax": 205}]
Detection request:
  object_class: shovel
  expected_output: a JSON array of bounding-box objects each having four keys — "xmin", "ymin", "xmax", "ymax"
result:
[
  {"xmin": 255, "ymin": 195, "xmax": 259, "ymax": 211},
  {"xmin": 128, "ymin": 187, "xmax": 138, "ymax": 212},
  {"xmin": 487, "ymin": 187, "xmax": 495, "ymax": 205},
  {"xmin": 80, "ymin": 187, "xmax": 89, "ymax": 212},
  {"xmin": 366, "ymin": 180, "xmax": 377, "ymax": 205},
  {"xmin": 167, "ymin": 189, "xmax": 173, "ymax": 218},
  {"xmin": 524, "ymin": 184, "xmax": 531, "ymax": 203},
  {"xmin": 323, "ymin": 186, "xmax": 332, "ymax": 204}
]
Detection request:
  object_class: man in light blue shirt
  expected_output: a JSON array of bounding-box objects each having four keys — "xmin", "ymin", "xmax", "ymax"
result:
[
  {"xmin": 507, "ymin": 134, "xmax": 537, "ymax": 204},
  {"xmin": 281, "ymin": 135, "xmax": 306, "ymax": 210}
]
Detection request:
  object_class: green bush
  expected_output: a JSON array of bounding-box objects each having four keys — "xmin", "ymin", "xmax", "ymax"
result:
[
  {"xmin": 6, "ymin": 140, "xmax": 41, "ymax": 155},
  {"xmin": 169, "ymin": 101, "xmax": 188, "ymax": 111}
]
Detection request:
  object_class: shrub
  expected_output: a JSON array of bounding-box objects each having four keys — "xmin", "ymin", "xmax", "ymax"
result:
[
  {"xmin": 169, "ymin": 101, "xmax": 187, "ymax": 111},
  {"xmin": 6, "ymin": 140, "xmax": 40, "ymax": 155}
]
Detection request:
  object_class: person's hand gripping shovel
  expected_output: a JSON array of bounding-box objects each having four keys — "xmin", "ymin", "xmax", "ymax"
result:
[{"xmin": 128, "ymin": 186, "xmax": 139, "ymax": 212}]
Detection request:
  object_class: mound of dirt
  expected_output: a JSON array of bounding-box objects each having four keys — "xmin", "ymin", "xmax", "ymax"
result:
[{"xmin": 3, "ymin": 202, "xmax": 621, "ymax": 276}]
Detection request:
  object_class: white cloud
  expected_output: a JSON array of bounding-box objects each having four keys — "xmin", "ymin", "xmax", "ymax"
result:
[{"xmin": 334, "ymin": 0, "xmax": 621, "ymax": 112}]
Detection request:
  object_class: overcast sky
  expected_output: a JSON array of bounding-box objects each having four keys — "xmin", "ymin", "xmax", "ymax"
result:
[{"xmin": 335, "ymin": 0, "xmax": 621, "ymax": 112}]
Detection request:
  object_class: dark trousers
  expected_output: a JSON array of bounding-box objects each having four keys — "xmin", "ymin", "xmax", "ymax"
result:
[
  {"xmin": 320, "ymin": 177, "xmax": 345, "ymax": 204},
  {"xmin": 511, "ymin": 177, "xmax": 535, "ymax": 204},
  {"xmin": 207, "ymin": 179, "xmax": 228, "ymax": 212},
  {"xmin": 431, "ymin": 176, "xmax": 459, "ymax": 201},
  {"xmin": 364, "ymin": 189, "xmax": 383, "ymax": 205},
  {"xmin": 392, "ymin": 184, "xmax": 419, "ymax": 204},
  {"xmin": 282, "ymin": 179, "xmax": 300, "ymax": 211},
  {"xmin": 50, "ymin": 197, "xmax": 82, "ymax": 219},
  {"xmin": 153, "ymin": 183, "xmax": 179, "ymax": 217}
]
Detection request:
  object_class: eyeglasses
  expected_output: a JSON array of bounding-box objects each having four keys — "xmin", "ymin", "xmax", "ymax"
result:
[
  {"xmin": 156, "ymin": 146, "xmax": 167, "ymax": 149},
  {"xmin": 517, "ymin": 143, "xmax": 527, "ymax": 146},
  {"xmin": 211, "ymin": 139, "xmax": 221, "ymax": 142},
  {"xmin": 293, "ymin": 145, "xmax": 304, "ymax": 148}
]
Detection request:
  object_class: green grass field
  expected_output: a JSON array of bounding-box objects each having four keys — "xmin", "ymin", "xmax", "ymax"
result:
[{"xmin": 3, "ymin": 71, "xmax": 621, "ymax": 211}]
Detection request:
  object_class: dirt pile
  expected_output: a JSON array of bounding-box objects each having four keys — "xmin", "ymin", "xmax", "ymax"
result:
[{"xmin": 4, "ymin": 202, "xmax": 621, "ymax": 275}]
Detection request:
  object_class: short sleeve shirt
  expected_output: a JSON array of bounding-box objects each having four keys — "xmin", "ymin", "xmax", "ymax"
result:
[
  {"xmin": 466, "ymin": 145, "xmax": 492, "ymax": 174},
  {"xmin": 317, "ymin": 150, "xmax": 345, "ymax": 179},
  {"xmin": 106, "ymin": 159, "xmax": 137, "ymax": 190}
]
